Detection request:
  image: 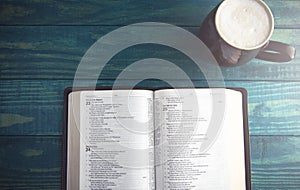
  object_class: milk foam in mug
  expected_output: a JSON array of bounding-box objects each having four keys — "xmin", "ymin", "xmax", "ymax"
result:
[{"xmin": 199, "ymin": 0, "xmax": 296, "ymax": 66}]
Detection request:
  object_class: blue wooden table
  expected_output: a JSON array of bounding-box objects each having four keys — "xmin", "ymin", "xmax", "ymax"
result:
[{"xmin": 0, "ymin": 0, "xmax": 300, "ymax": 189}]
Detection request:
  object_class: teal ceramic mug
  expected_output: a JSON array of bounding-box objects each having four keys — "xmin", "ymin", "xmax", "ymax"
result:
[{"xmin": 199, "ymin": 0, "xmax": 296, "ymax": 66}]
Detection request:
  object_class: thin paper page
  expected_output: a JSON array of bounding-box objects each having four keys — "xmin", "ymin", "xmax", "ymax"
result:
[
  {"xmin": 79, "ymin": 90, "xmax": 155, "ymax": 190},
  {"xmin": 154, "ymin": 88, "xmax": 246, "ymax": 190}
]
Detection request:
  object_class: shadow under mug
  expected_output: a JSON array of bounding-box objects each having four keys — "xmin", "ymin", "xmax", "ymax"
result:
[{"xmin": 199, "ymin": 0, "xmax": 296, "ymax": 67}]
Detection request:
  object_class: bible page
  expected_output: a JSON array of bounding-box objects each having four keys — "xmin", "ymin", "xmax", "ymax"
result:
[
  {"xmin": 154, "ymin": 88, "xmax": 246, "ymax": 190},
  {"xmin": 69, "ymin": 90, "xmax": 155, "ymax": 190}
]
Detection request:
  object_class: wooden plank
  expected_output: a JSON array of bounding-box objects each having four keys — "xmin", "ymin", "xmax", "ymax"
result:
[
  {"xmin": 0, "ymin": 0, "xmax": 299, "ymax": 27},
  {"xmin": 0, "ymin": 135, "xmax": 299, "ymax": 189},
  {"xmin": 0, "ymin": 80, "xmax": 67, "ymax": 135},
  {"xmin": 0, "ymin": 136, "xmax": 61, "ymax": 190},
  {"xmin": 0, "ymin": 80, "xmax": 300, "ymax": 136},
  {"xmin": 250, "ymin": 135, "xmax": 300, "ymax": 189},
  {"xmin": 0, "ymin": 26, "xmax": 299, "ymax": 80}
]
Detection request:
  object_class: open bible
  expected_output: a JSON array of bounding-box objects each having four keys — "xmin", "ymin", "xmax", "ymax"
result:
[{"xmin": 62, "ymin": 88, "xmax": 251, "ymax": 190}]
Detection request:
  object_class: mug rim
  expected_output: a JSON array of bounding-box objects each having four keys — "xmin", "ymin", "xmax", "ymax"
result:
[{"xmin": 215, "ymin": 0, "xmax": 275, "ymax": 51}]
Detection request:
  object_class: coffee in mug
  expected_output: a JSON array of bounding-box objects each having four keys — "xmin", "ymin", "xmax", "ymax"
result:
[{"xmin": 199, "ymin": 0, "xmax": 296, "ymax": 66}]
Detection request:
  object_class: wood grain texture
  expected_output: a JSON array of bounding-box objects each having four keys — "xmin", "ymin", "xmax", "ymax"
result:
[
  {"xmin": 0, "ymin": 137, "xmax": 61, "ymax": 190},
  {"xmin": 0, "ymin": 26, "xmax": 299, "ymax": 80},
  {"xmin": 0, "ymin": 0, "xmax": 299, "ymax": 27},
  {"xmin": 250, "ymin": 136, "xmax": 300, "ymax": 189},
  {"xmin": 0, "ymin": 80, "xmax": 299, "ymax": 136},
  {"xmin": 0, "ymin": 135, "xmax": 299, "ymax": 190},
  {"xmin": 0, "ymin": 0, "xmax": 299, "ymax": 189}
]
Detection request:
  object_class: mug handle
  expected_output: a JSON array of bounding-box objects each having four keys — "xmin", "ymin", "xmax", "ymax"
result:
[{"xmin": 256, "ymin": 41, "xmax": 296, "ymax": 62}]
